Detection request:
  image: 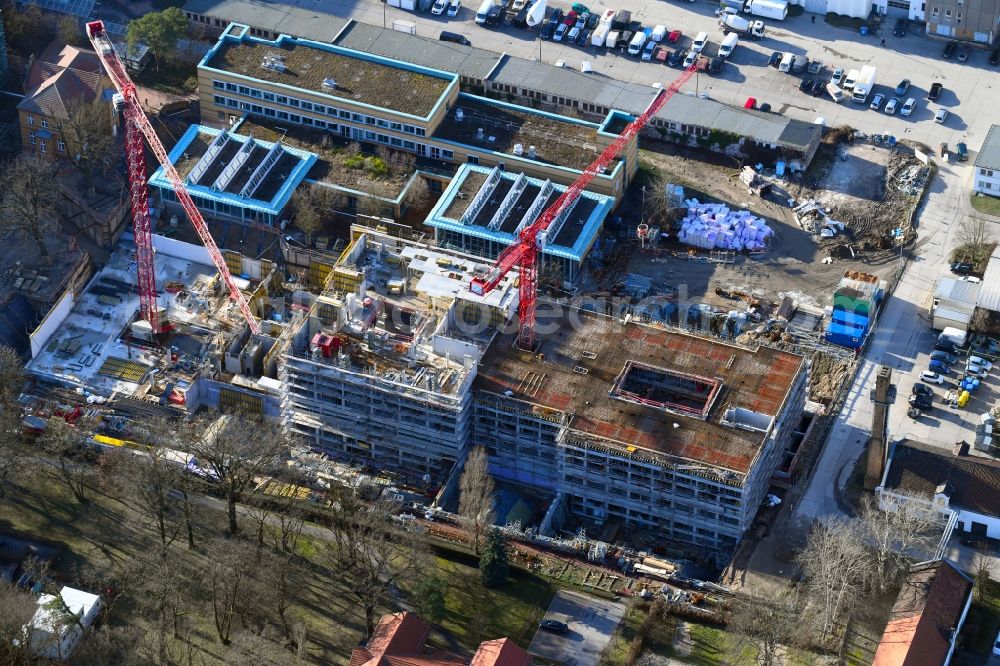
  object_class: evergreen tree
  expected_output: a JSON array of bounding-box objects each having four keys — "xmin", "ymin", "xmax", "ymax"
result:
[
  {"xmin": 479, "ymin": 528, "xmax": 509, "ymax": 589},
  {"xmin": 413, "ymin": 575, "xmax": 446, "ymax": 623}
]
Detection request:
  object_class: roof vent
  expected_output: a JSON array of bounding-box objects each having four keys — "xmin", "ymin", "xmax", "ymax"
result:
[
  {"xmin": 476, "ymin": 127, "xmax": 484, "ymax": 140},
  {"xmin": 455, "ymin": 108, "xmax": 464, "ymax": 122},
  {"xmin": 322, "ymin": 77, "xmax": 337, "ymax": 89},
  {"xmin": 513, "ymin": 143, "xmax": 524, "ymax": 156},
  {"xmin": 527, "ymin": 145, "xmax": 536, "ymax": 159},
  {"xmin": 261, "ymin": 54, "xmax": 287, "ymax": 73}
]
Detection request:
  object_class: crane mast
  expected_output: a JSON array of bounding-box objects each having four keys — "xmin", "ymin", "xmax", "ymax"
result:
[
  {"xmin": 470, "ymin": 65, "xmax": 698, "ymax": 349},
  {"xmin": 86, "ymin": 21, "xmax": 261, "ymax": 335}
]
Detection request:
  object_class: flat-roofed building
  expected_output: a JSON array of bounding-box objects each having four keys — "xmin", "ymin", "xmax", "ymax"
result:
[
  {"xmin": 474, "ymin": 310, "xmax": 808, "ymax": 551},
  {"xmin": 425, "ymin": 164, "xmax": 615, "ymax": 282},
  {"xmin": 197, "ymin": 24, "xmax": 633, "ymax": 197}
]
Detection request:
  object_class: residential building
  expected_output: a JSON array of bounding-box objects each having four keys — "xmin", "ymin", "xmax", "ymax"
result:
[
  {"xmin": 973, "ymin": 124, "xmax": 1000, "ymax": 195},
  {"xmin": 926, "ymin": 0, "xmax": 1000, "ymax": 45},
  {"xmin": 351, "ymin": 612, "xmax": 530, "ymax": 666},
  {"xmin": 932, "ymin": 277, "xmax": 981, "ymax": 332},
  {"xmin": 23, "ymin": 586, "xmax": 102, "ymax": 661},
  {"xmin": 878, "ymin": 439, "xmax": 1000, "ymax": 540},
  {"xmin": 872, "ymin": 560, "xmax": 973, "ymax": 666},
  {"xmin": 17, "ymin": 44, "xmax": 112, "ymax": 158},
  {"xmin": 196, "ymin": 24, "xmax": 635, "ymax": 198},
  {"xmin": 425, "ymin": 163, "xmax": 616, "ymax": 282}
]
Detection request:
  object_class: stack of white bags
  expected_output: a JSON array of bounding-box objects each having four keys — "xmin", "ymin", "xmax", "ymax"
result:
[{"xmin": 676, "ymin": 200, "xmax": 773, "ymax": 251}]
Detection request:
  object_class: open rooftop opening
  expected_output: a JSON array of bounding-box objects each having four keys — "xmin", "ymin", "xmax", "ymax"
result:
[{"xmin": 611, "ymin": 361, "xmax": 721, "ymax": 420}]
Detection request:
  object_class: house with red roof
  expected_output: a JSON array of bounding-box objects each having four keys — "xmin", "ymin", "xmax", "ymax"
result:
[
  {"xmin": 351, "ymin": 612, "xmax": 530, "ymax": 666},
  {"xmin": 872, "ymin": 559, "xmax": 973, "ymax": 666}
]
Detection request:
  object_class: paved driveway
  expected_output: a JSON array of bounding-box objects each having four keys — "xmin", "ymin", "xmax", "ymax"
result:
[{"xmin": 527, "ymin": 590, "xmax": 626, "ymax": 666}]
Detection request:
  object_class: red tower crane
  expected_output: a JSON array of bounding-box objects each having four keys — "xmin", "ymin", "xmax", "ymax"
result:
[
  {"xmin": 470, "ymin": 66, "xmax": 698, "ymax": 350},
  {"xmin": 86, "ymin": 21, "xmax": 261, "ymax": 335}
]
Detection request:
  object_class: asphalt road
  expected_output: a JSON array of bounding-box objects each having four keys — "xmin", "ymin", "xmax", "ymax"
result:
[
  {"xmin": 527, "ymin": 590, "xmax": 626, "ymax": 666},
  {"xmin": 314, "ymin": 0, "xmax": 999, "ymax": 151}
]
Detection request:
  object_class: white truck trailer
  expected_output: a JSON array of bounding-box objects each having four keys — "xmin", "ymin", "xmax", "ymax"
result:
[
  {"xmin": 851, "ymin": 65, "xmax": 877, "ymax": 103},
  {"xmin": 742, "ymin": 0, "xmax": 787, "ymax": 20}
]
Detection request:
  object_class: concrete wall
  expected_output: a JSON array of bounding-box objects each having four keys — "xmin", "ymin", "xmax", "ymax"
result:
[{"xmin": 29, "ymin": 290, "xmax": 74, "ymax": 359}]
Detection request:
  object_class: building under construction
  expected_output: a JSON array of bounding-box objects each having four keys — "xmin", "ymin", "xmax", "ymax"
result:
[{"xmin": 277, "ymin": 224, "xmax": 808, "ymax": 551}]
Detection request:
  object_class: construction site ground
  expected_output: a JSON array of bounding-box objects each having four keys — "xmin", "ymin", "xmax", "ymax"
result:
[{"xmin": 618, "ymin": 147, "xmax": 897, "ymax": 315}]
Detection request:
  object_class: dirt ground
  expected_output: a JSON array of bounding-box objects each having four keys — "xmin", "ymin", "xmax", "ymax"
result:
[{"xmin": 615, "ymin": 148, "xmax": 898, "ymax": 310}]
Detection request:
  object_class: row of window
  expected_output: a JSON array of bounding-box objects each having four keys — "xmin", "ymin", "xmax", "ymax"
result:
[
  {"xmin": 27, "ymin": 133, "xmax": 65, "ymax": 152},
  {"xmin": 982, "ymin": 168, "xmax": 995, "ymax": 177},
  {"xmin": 487, "ymin": 83, "xmax": 609, "ymax": 116},
  {"xmin": 25, "ymin": 115, "xmax": 49, "ymax": 128},
  {"xmin": 212, "ymin": 98, "xmax": 454, "ymax": 161},
  {"xmin": 212, "ymin": 80, "xmax": 428, "ymax": 136},
  {"xmin": 931, "ymin": 6, "xmax": 963, "ymax": 21}
]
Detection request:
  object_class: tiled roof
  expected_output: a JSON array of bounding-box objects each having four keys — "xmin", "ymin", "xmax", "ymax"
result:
[
  {"xmin": 873, "ymin": 560, "xmax": 972, "ymax": 666},
  {"xmin": 883, "ymin": 440, "xmax": 1000, "ymax": 517},
  {"xmin": 18, "ymin": 45, "xmax": 104, "ymax": 119},
  {"xmin": 471, "ymin": 639, "xmax": 530, "ymax": 666}
]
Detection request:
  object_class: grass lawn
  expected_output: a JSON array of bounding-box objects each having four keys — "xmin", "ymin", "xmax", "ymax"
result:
[
  {"xmin": 410, "ymin": 546, "xmax": 555, "ymax": 652},
  {"xmin": 958, "ymin": 579, "xmax": 1000, "ymax": 656},
  {"xmin": 600, "ymin": 600, "xmax": 678, "ymax": 666},
  {"xmin": 971, "ymin": 192, "xmax": 1000, "ymax": 217},
  {"xmin": 687, "ymin": 622, "xmax": 731, "ymax": 664}
]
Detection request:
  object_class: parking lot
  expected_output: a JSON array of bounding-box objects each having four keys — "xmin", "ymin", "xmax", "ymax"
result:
[
  {"xmin": 527, "ymin": 590, "xmax": 627, "ymax": 666},
  {"xmin": 315, "ymin": 0, "xmax": 1000, "ymax": 152}
]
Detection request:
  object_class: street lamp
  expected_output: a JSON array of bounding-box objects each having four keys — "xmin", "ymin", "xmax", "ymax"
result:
[{"xmin": 641, "ymin": 185, "xmax": 646, "ymax": 223}]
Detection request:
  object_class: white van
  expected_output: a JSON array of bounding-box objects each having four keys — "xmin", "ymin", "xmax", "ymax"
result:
[
  {"xmin": 650, "ymin": 24, "xmax": 666, "ymax": 42},
  {"xmin": 627, "ymin": 30, "xmax": 647, "ymax": 56},
  {"xmin": 826, "ymin": 83, "xmax": 844, "ymax": 103},
  {"xmin": 718, "ymin": 33, "xmax": 738, "ymax": 58},
  {"xmin": 778, "ymin": 52, "xmax": 794, "ymax": 73},
  {"xmin": 691, "ymin": 31, "xmax": 709, "ymax": 53},
  {"xmin": 431, "ymin": 0, "xmax": 448, "ymax": 14},
  {"xmin": 475, "ymin": 0, "xmax": 494, "ymax": 24},
  {"xmin": 842, "ymin": 69, "xmax": 860, "ymax": 90}
]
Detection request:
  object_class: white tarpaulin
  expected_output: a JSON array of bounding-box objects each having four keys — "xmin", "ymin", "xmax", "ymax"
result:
[{"xmin": 676, "ymin": 200, "xmax": 773, "ymax": 251}]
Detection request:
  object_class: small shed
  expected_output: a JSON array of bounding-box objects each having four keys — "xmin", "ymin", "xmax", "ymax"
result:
[{"xmin": 932, "ymin": 277, "xmax": 980, "ymax": 332}]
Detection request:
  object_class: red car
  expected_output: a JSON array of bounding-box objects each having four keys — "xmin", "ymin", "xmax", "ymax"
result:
[
  {"xmin": 564, "ymin": 10, "xmax": 577, "ymax": 25},
  {"xmin": 667, "ymin": 29, "xmax": 681, "ymax": 43}
]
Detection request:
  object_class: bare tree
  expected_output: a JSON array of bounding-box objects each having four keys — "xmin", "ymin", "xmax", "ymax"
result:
[
  {"xmin": 203, "ymin": 537, "xmax": 259, "ymax": 646},
  {"xmin": 35, "ymin": 417, "xmax": 89, "ymax": 503},
  {"xmin": 321, "ymin": 493, "xmax": 419, "ymax": 637},
  {"xmin": 104, "ymin": 444, "xmax": 186, "ymax": 548},
  {"xmin": 956, "ymin": 217, "xmax": 993, "ymax": 253},
  {"xmin": 796, "ymin": 518, "xmax": 870, "ymax": 644},
  {"xmin": 458, "ymin": 446, "xmax": 495, "ymax": 554},
  {"xmin": 0, "ymin": 345, "xmax": 24, "ymax": 405},
  {"xmin": 57, "ymin": 97, "xmax": 117, "ymax": 195},
  {"xmin": 972, "ymin": 544, "xmax": 993, "ymax": 602},
  {"xmin": 857, "ymin": 495, "xmax": 944, "ymax": 592},
  {"xmin": 187, "ymin": 415, "xmax": 287, "ymax": 535},
  {"xmin": 403, "ymin": 176, "xmax": 433, "ymax": 212},
  {"xmin": 68, "ymin": 624, "xmax": 145, "ymax": 666},
  {"xmin": 0, "ymin": 581, "xmax": 40, "ymax": 665},
  {"xmin": 291, "ymin": 187, "xmax": 325, "ymax": 245},
  {"xmin": 727, "ymin": 590, "xmax": 800, "ymax": 666},
  {"xmin": 0, "ymin": 154, "xmax": 61, "ymax": 261}
]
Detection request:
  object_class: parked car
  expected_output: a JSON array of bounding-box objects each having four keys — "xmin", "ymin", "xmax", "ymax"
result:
[
  {"xmin": 563, "ymin": 10, "xmax": 577, "ymax": 25},
  {"xmin": 885, "ymin": 97, "xmax": 900, "ymax": 114},
  {"xmin": 447, "ymin": 0, "xmax": 461, "ymax": 16},
  {"xmin": 799, "ymin": 78, "xmax": 813, "ymax": 93},
  {"xmin": 950, "ymin": 261, "xmax": 974, "ymax": 274},
  {"xmin": 912, "ymin": 383, "xmax": 935, "ymax": 397},
  {"xmin": 540, "ymin": 620, "xmax": 568, "ymax": 633},
  {"xmin": 930, "ymin": 351, "xmax": 957, "ymax": 364},
  {"xmin": 668, "ymin": 49, "xmax": 685, "ymax": 67},
  {"xmin": 575, "ymin": 12, "xmax": 588, "ymax": 28},
  {"xmin": 683, "ymin": 50, "xmax": 698, "ymax": 67},
  {"xmin": 900, "ymin": 97, "xmax": 916, "ymax": 116},
  {"xmin": 929, "ymin": 359, "xmax": 950, "ymax": 373},
  {"xmin": 943, "ymin": 40, "xmax": 957, "ymax": 59},
  {"xmin": 920, "ymin": 371, "xmax": 945, "ymax": 385},
  {"xmin": 432, "ymin": 0, "xmax": 448, "ymax": 15},
  {"xmin": 957, "ymin": 45, "xmax": 970, "ymax": 62},
  {"xmin": 510, "ymin": 0, "xmax": 528, "ymax": 11},
  {"xmin": 894, "ymin": 79, "xmax": 910, "ymax": 96},
  {"xmin": 934, "ymin": 107, "xmax": 949, "ymax": 123},
  {"xmin": 811, "ymin": 79, "xmax": 824, "ymax": 96},
  {"xmin": 991, "ymin": 48, "xmax": 1000, "ymax": 67},
  {"xmin": 586, "ymin": 12, "xmax": 600, "ymax": 28},
  {"xmin": 969, "ymin": 356, "xmax": 994, "ymax": 372},
  {"xmin": 893, "ymin": 18, "xmax": 907, "ymax": 37},
  {"xmin": 439, "ymin": 30, "xmax": 471, "ymax": 45},
  {"xmin": 768, "ymin": 51, "xmax": 782, "ymax": 67},
  {"xmin": 553, "ymin": 23, "xmax": 568, "ymax": 40},
  {"xmin": 870, "ymin": 92, "xmax": 886, "ymax": 110},
  {"xmin": 540, "ymin": 21, "xmax": 555, "ymax": 38},
  {"xmin": 641, "ymin": 40, "xmax": 657, "ymax": 61},
  {"xmin": 576, "ymin": 28, "xmax": 591, "ymax": 45},
  {"xmin": 548, "ymin": 8, "xmax": 563, "ymax": 24},
  {"xmin": 929, "ymin": 82, "xmax": 943, "ymax": 101},
  {"xmin": 935, "ymin": 340, "xmax": 958, "ymax": 354},
  {"xmin": 807, "ymin": 60, "xmax": 823, "ymax": 75},
  {"xmin": 910, "ymin": 397, "xmax": 933, "ymax": 411},
  {"xmin": 667, "ymin": 29, "xmax": 681, "ymax": 43},
  {"xmin": 708, "ymin": 57, "xmax": 723, "ymax": 74},
  {"xmin": 831, "ymin": 67, "xmax": 844, "ymax": 85}
]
